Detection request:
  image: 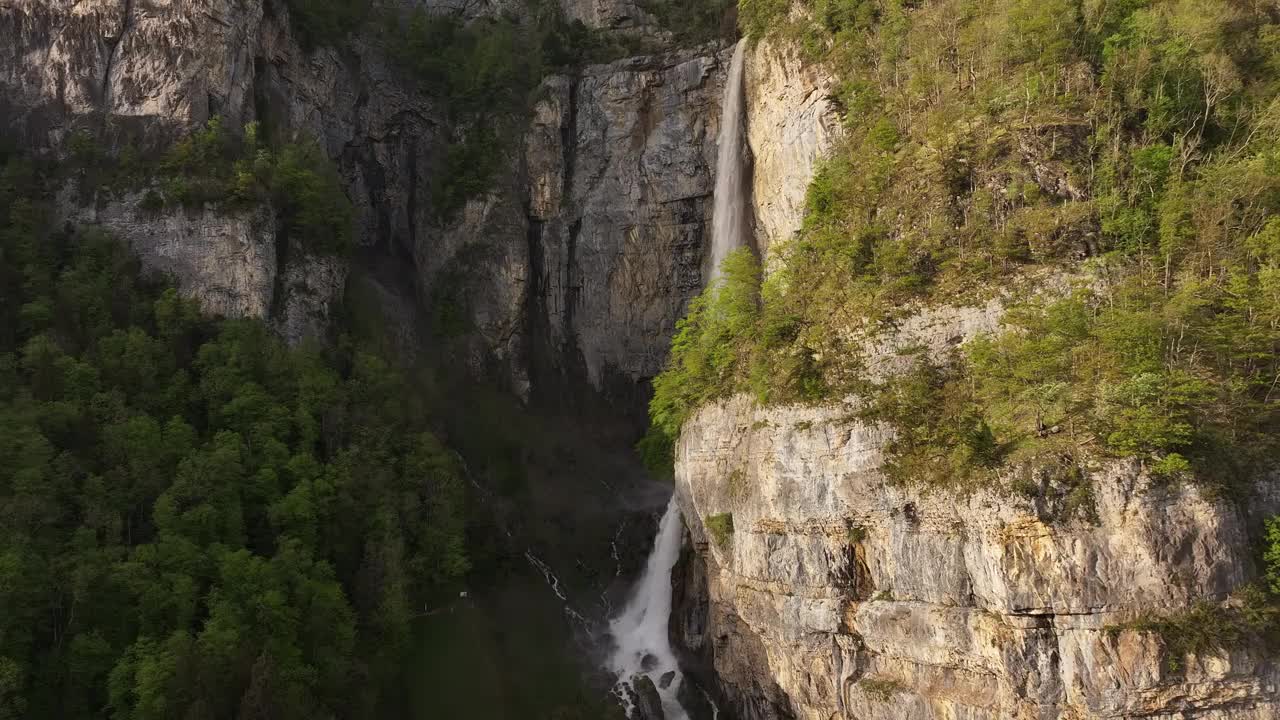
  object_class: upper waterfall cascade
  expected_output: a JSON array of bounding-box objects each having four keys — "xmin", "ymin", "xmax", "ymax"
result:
[{"xmin": 708, "ymin": 40, "xmax": 750, "ymax": 281}]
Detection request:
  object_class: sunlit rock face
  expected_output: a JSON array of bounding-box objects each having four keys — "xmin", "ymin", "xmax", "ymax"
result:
[
  {"xmin": 669, "ymin": 300, "xmax": 1280, "ymax": 720},
  {"xmin": 742, "ymin": 38, "xmax": 842, "ymax": 261},
  {"xmin": 675, "ymin": 387, "xmax": 1280, "ymax": 719},
  {"xmin": 662, "ymin": 33, "xmax": 1280, "ymax": 719}
]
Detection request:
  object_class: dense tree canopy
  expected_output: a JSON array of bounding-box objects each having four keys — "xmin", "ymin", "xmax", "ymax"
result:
[{"xmin": 0, "ymin": 154, "xmax": 467, "ymax": 718}]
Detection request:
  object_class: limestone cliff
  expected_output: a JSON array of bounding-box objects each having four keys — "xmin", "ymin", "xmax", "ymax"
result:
[
  {"xmin": 669, "ymin": 37, "xmax": 1280, "ymax": 720},
  {"xmin": 674, "ymin": 390, "xmax": 1280, "ymax": 719},
  {"xmin": 742, "ymin": 39, "xmax": 841, "ymax": 260}
]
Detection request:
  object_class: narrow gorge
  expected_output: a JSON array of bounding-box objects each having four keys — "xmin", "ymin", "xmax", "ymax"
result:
[{"xmin": 3, "ymin": 1, "xmax": 1280, "ymax": 719}]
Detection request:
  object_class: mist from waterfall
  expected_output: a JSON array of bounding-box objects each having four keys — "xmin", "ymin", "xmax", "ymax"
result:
[
  {"xmin": 608, "ymin": 499, "xmax": 689, "ymax": 719},
  {"xmin": 708, "ymin": 40, "xmax": 750, "ymax": 281}
]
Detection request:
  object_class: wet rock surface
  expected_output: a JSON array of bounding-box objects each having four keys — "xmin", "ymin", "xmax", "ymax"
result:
[{"xmin": 632, "ymin": 673, "xmax": 666, "ymax": 720}]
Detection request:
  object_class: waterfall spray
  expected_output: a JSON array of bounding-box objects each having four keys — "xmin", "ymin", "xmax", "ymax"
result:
[
  {"xmin": 708, "ymin": 40, "xmax": 750, "ymax": 281},
  {"xmin": 608, "ymin": 499, "xmax": 689, "ymax": 719}
]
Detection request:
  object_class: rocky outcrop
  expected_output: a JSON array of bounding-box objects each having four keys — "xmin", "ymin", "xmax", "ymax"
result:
[
  {"xmin": 2, "ymin": 0, "xmax": 427, "ymax": 341},
  {"xmin": 61, "ymin": 190, "xmax": 278, "ymax": 318},
  {"xmin": 743, "ymin": 38, "xmax": 842, "ymax": 258}
]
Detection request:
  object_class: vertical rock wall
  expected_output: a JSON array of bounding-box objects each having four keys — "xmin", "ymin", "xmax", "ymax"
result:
[
  {"xmin": 523, "ymin": 49, "xmax": 728, "ymax": 405},
  {"xmin": 2, "ymin": 0, "xmax": 734, "ymax": 406},
  {"xmin": 743, "ymin": 39, "xmax": 842, "ymax": 260},
  {"xmin": 673, "ymin": 393, "xmax": 1280, "ymax": 720}
]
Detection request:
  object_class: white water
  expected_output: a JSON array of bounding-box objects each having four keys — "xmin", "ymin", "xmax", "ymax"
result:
[
  {"xmin": 608, "ymin": 499, "xmax": 689, "ymax": 719},
  {"xmin": 708, "ymin": 40, "xmax": 750, "ymax": 281}
]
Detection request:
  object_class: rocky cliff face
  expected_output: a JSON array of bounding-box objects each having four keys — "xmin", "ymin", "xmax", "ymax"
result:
[
  {"xmin": 666, "ymin": 34, "xmax": 1280, "ymax": 720},
  {"xmin": 386, "ymin": 44, "xmax": 729, "ymax": 404},
  {"xmin": 742, "ymin": 39, "xmax": 841, "ymax": 260},
  {"xmin": 2, "ymin": 0, "xmax": 423, "ymax": 342},
  {"xmin": 524, "ymin": 49, "xmax": 727, "ymax": 402},
  {"xmin": 3, "ymin": 0, "xmax": 730, "ymax": 407},
  {"xmin": 674, "ymin": 392, "xmax": 1280, "ymax": 720}
]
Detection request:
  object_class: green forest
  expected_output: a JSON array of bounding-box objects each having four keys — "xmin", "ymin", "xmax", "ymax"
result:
[{"xmin": 0, "ymin": 153, "xmax": 468, "ymax": 718}]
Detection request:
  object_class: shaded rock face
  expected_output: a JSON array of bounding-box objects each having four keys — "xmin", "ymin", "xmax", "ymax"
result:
[
  {"xmin": 273, "ymin": 252, "xmax": 349, "ymax": 346},
  {"xmin": 60, "ymin": 190, "xmax": 278, "ymax": 318},
  {"xmin": 520, "ymin": 49, "xmax": 728, "ymax": 408},
  {"xmin": 3, "ymin": 0, "xmax": 729, "ymax": 408},
  {"xmin": 631, "ymin": 673, "xmax": 667, "ymax": 720},
  {"xmin": 672, "ymin": 395, "xmax": 1280, "ymax": 719},
  {"xmin": 391, "ymin": 45, "xmax": 729, "ymax": 405}
]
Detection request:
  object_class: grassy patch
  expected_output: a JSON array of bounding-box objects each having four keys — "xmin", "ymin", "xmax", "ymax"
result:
[
  {"xmin": 705, "ymin": 512, "xmax": 735, "ymax": 548},
  {"xmin": 1106, "ymin": 590, "xmax": 1280, "ymax": 673},
  {"xmin": 859, "ymin": 676, "xmax": 906, "ymax": 702}
]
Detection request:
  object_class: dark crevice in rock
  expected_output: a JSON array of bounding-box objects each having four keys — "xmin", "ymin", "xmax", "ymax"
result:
[
  {"xmin": 99, "ymin": 0, "xmax": 134, "ymax": 127},
  {"xmin": 562, "ymin": 76, "xmax": 578, "ymax": 205},
  {"xmin": 406, "ymin": 134, "xmax": 420, "ymax": 257},
  {"xmin": 563, "ymin": 216, "xmax": 583, "ymax": 364},
  {"xmin": 524, "ymin": 212, "xmax": 548, "ymax": 389}
]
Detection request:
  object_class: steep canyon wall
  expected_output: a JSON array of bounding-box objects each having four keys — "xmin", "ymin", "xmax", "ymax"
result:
[{"xmin": 1, "ymin": 0, "xmax": 729, "ymax": 411}]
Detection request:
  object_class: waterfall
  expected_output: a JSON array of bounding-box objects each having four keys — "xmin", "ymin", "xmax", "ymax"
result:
[
  {"xmin": 708, "ymin": 40, "xmax": 750, "ymax": 281},
  {"xmin": 608, "ymin": 498, "xmax": 689, "ymax": 719},
  {"xmin": 606, "ymin": 43, "xmax": 749, "ymax": 719}
]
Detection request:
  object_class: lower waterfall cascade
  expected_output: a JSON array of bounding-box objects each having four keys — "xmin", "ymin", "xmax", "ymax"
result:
[{"xmin": 607, "ymin": 499, "xmax": 690, "ymax": 719}]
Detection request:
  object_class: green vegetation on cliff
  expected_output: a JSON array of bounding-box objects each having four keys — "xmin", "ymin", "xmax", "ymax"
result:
[
  {"xmin": 71, "ymin": 118, "xmax": 355, "ymax": 255},
  {"xmin": 650, "ymin": 0, "xmax": 1280, "ymax": 494},
  {"xmin": 382, "ymin": 2, "xmax": 648, "ymax": 219},
  {"xmin": 0, "ymin": 155, "xmax": 466, "ymax": 718}
]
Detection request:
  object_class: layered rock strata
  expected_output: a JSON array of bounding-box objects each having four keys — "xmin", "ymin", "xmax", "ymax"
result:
[{"xmin": 674, "ymin": 393, "xmax": 1280, "ymax": 719}]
